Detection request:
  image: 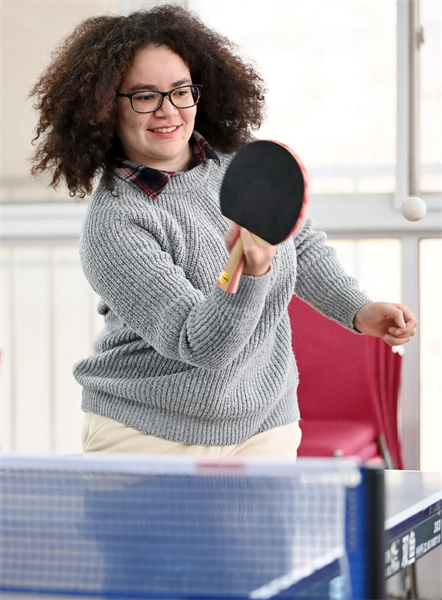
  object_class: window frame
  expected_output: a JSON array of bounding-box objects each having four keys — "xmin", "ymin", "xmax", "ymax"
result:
[{"xmin": 396, "ymin": 0, "xmax": 441, "ymax": 212}]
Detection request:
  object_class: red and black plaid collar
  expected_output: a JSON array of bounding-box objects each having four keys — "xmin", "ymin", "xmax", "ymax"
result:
[{"xmin": 114, "ymin": 131, "xmax": 220, "ymax": 200}]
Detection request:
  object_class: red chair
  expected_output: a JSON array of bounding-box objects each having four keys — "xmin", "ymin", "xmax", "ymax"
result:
[{"xmin": 289, "ymin": 295, "xmax": 403, "ymax": 468}]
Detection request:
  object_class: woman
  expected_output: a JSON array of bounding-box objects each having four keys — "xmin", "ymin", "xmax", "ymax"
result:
[{"xmin": 30, "ymin": 5, "xmax": 417, "ymax": 459}]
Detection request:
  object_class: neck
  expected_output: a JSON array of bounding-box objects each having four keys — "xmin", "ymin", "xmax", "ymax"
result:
[{"xmin": 131, "ymin": 143, "xmax": 194, "ymax": 173}]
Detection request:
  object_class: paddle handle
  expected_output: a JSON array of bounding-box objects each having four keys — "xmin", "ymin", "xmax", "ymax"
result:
[
  {"xmin": 217, "ymin": 228, "xmax": 272, "ymax": 294},
  {"xmin": 217, "ymin": 236, "xmax": 245, "ymax": 293}
]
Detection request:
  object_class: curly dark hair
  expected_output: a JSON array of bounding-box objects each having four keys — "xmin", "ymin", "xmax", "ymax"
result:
[{"xmin": 30, "ymin": 4, "xmax": 266, "ymax": 197}]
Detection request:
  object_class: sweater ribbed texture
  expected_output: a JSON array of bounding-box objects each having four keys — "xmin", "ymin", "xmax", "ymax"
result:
[{"xmin": 73, "ymin": 151, "xmax": 370, "ymax": 445}]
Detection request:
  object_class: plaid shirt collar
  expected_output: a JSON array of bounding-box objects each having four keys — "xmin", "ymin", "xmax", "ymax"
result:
[{"xmin": 114, "ymin": 131, "xmax": 220, "ymax": 200}]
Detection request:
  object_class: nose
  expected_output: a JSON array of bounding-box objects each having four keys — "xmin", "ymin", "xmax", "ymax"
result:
[{"xmin": 155, "ymin": 95, "xmax": 178, "ymax": 116}]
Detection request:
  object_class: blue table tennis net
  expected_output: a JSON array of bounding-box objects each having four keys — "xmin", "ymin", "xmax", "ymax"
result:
[{"xmin": 0, "ymin": 456, "xmax": 361, "ymax": 600}]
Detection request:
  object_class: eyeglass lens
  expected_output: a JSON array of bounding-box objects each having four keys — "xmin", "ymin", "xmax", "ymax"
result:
[{"xmin": 132, "ymin": 85, "xmax": 200, "ymax": 113}]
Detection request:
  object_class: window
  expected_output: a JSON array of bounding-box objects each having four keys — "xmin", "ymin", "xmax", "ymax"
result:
[
  {"xmin": 419, "ymin": 1, "xmax": 442, "ymax": 193},
  {"xmin": 327, "ymin": 239, "xmax": 401, "ymax": 302},
  {"xmin": 190, "ymin": 0, "xmax": 397, "ymax": 195},
  {"xmin": 419, "ymin": 239, "xmax": 442, "ymax": 471}
]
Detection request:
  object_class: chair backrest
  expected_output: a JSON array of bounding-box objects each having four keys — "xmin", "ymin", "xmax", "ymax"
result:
[{"xmin": 288, "ymin": 295, "xmax": 403, "ymax": 468}]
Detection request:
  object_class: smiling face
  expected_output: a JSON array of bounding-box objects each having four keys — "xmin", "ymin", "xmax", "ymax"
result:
[{"xmin": 116, "ymin": 45, "xmax": 197, "ymax": 171}]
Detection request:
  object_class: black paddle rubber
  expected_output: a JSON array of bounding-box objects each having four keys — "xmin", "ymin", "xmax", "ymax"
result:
[{"xmin": 220, "ymin": 140, "xmax": 306, "ymax": 245}]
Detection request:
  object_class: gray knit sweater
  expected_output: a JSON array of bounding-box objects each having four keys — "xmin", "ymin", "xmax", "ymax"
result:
[{"xmin": 73, "ymin": 151, "xmax": 370, "ymax": 445}]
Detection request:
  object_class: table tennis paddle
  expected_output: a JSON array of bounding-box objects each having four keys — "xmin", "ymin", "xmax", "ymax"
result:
[{"xmin": 217, "ymin": 140, "xmax": 309, "ymax": 293}]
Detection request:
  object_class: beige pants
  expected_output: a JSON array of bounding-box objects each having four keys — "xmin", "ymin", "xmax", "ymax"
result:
[{"xmin": 82, "ymin": 412, "xmax": 302, "ymax": 460}]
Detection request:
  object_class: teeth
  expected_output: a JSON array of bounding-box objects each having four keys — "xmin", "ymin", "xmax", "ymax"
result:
[{"xmin": 151, "ymin": 126, "xmax": 178, "ymax": 133}]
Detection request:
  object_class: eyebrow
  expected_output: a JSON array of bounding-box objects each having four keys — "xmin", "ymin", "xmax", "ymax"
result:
[{"xmin": 127, "ymin": 78, "xmax": 192, "ymax": 92}]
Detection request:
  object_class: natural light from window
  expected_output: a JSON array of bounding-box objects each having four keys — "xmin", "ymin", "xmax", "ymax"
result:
[
  {"xmin": 190, "ymin": 0, "xmax": 397, "ymax": 195},
  {"xmin": 420, "ymin": 0, "xmax": 442, "ymax": 193},
  {"xmin": 419, "ymin": 239, "xmax": 442, "ymax": 472}
]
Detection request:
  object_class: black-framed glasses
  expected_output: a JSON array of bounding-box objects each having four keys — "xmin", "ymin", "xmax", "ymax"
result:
[{"xmin": 116, "ymin": 84, "xmax": 202, "ymax": 114}]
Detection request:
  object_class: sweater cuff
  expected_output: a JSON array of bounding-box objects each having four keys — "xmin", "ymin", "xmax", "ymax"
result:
[
  {"xmin": 334, "ymin": 289, "xmax": 371, "ymax": 333},
  {"xmin": 214, "ymin": 267, "xmax": 272, "ymax": 314}
]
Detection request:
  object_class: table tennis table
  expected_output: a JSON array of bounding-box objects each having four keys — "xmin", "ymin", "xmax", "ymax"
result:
[{"xmin": 0, "ymin": 455, "xmax": 440, "ymax": 600}]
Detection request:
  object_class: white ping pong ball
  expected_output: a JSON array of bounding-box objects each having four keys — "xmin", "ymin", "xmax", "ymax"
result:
[{"xmin": 402, "ymin": 196, "xmax": 427, "ymax": 221}]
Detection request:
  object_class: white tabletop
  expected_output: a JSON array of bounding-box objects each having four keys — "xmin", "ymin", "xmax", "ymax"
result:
[{"xmin": 385, "ymin": 470, "xmax": 442, "ymax": 529}]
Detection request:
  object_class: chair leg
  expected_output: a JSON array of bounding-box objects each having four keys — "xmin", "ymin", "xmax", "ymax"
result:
[
  {"xmin": 377, "ymin": 433, "xmax": 396, "ymax": 469},
  {"xmin": 400, "ymin": 564, "xmax": 419, "ymax": 599}
]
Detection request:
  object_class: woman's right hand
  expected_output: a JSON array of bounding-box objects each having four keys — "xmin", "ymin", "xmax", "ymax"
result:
[{"xmin": 225, "ymin": 222, "xmax": 277, "ymax": 278}]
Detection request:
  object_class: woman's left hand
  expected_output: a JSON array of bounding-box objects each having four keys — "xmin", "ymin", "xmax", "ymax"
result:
[{"xmin": 353, "ymin": 302, "xmax": 417, "ymax": 347}]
